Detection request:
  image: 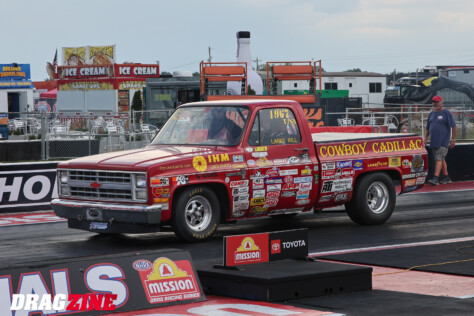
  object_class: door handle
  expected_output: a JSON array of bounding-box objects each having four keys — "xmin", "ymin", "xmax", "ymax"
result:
[{"xmin": 294, "ymin": 147, "xmax": 309, "ymax": 151}]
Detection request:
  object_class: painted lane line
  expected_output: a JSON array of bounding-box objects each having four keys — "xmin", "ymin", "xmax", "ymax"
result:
[{"xmin": 309, "ymin": 236, "xmax": 474, "ymax": 257}]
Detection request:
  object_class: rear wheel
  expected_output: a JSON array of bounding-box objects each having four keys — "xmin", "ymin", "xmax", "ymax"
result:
[
  {"xmin": 345, "ymin": 172, "xmax": 395, "ymax": 225},
  {"xmin": 171, "ymin": 186, "xmax": 220, "ymax": 242}
]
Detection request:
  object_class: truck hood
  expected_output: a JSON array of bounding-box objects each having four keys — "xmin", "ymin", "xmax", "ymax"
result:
[{"xmin": 59, "ymin": 145, "xmax": 216, "ymax": 170}]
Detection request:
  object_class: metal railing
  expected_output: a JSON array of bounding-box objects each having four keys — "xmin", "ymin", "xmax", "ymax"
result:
[{"xmin": 1, "ymin": 110, "xmax": 175, "ymax": 160}]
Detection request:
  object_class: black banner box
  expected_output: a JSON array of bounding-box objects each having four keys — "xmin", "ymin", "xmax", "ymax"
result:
[
  {"xmin": 223, "ymin": 229, "xmax": 308, "ymax": 267},
  {"xmin": 0, "ymin": 162, "xmax": 58, "ymax": 213},
  {"xmin": 0, "ymin": 249, "xmax": 205, "ymax": 315}
]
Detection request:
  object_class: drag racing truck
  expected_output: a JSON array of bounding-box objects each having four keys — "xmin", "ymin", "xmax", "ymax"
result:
[{"xmin": 52, "ymin": 100, "xmax": 428, "ymax": 242}]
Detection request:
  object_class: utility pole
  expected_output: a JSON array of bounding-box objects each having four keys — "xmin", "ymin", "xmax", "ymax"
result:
[
  {"xmin": 253, "ymin": 57, "xmax": 260, "ymax": 70},
  {"xmin": 208, "ymin": 47, "xmax": 212, "ymax": 63}
]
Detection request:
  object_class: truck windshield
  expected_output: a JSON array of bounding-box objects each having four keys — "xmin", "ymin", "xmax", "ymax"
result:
[{"xmin": 151, "ymin": 106, "xmax": 249, "ymax": 146}]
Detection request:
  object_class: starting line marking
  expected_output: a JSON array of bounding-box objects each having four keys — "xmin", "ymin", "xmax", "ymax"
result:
[{"xmin": 0, "ymin": 211, "xmax": 65, "ymax": 227}]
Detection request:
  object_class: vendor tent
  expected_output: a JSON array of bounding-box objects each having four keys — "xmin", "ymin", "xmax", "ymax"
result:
[{"xmin": 40, "ymin": 88, "xmax": 57, "ymax": 98}]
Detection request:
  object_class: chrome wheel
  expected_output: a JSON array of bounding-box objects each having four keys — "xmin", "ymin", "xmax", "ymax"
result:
[
  {"xmin": 366, "ymin": 181, "xmax": 389, "ymax": 214},
  {"xmin": 184, "ymin": 195, "xmax": 212, "ymax": 232}
]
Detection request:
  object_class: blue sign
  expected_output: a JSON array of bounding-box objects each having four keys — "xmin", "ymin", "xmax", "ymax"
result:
[{"xmin": 0, "ymin": 64, "xmax": 32, "ymax": 81}]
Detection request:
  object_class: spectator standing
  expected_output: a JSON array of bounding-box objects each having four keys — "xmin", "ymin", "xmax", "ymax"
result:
[{"xmin": 424, "ymin": 95, "xmax": 457, "ymax": 185}]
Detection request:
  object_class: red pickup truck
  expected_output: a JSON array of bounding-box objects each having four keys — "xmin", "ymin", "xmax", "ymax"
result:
[{"xmin": 52, "ymin": 100, "xmax": 428, "ymax": 242}]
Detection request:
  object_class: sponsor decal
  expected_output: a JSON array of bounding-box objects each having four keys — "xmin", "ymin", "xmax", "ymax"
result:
[
  {"xmin": 233, "ymin": 155, "xmax": 244, "ymax": 162},
  {"xmin": 404, "ymin": 185, "xmax": 419, "ymax": 192},
  {"xmin": 252, "ymin": 189, "xmax": 266, "ymax": 198},
  {"xmin": 299, "ymin": 182, "xmax": 312, "ymax": 190},
  {"xmin": 226, "ymin": 171, "xmax": 242, "ymax": 177},
  {"xmin": 299, "ymin": 153, "xmax": 311, "ymax": 163},
  {"xmin": 288, "ymin": 156, "xmax": 299, "ymax": 164},
  {"xmin": 319, "ymin": 195, "xmax": 334, "ymax": 202},
  {"xmin": 280, "ymin": 169, "xmax": 298, "ymax": 176},
  {"xmin": 293, "ymin": 176, "xmax": 312, "ymax": 183},
  {"xmin": 281, "ymin": 191, "xmax": 296, "ymax": 197},
  {"xmin": 282, "ymin": 183, "xmax": 299, "ymax": 190},
  {"xmin": 232, "ymin": 210, "xmax": 245, "ymax": 217},
  {"xmin": 319, "ymin": 139, "xmax": 423, "ymax": 158},
  {"xmin": 265, "ymin": 177, "xmax": 283, "ymax": 184},
  {"xmin": 336, "ymin": 161, "xmax": 352, "ymax": 168},
  {"xmin": 152, "ymin": 187, "xmax": 170, "ymax": 197},
  {"xmin": 245, "ymin": 147, "xmax": 253, "ymax": 152},
  {"xmin": 252, "ymin": 178, "xmax": 264, "ymax": 189},
  {"xmin": 172, "ymin": 176, "xmax": 189, "ymax": 186},
  {"xmin": 367, "ymin": 160, "xmax": 388, "ymax": 168},
  {"xmin": 353, "ymin": 160, "xmax": 363, "ymax": 170},
  {"xmin": 192, "ymin": 156, "xmax": 208, "ymax": 172},
  {"xmin": 273, "ymin": 158, "xmax": 289, "ymax": 165},
  {"xmin": 225, "ymin": 177, "xmax": 230, "ymax": 183},
  {"xmin": 247, "ymin": 159, "xmax": 256, "ymax": 167},
  {"xmin": 416, "ymin": 171, "xmax": 428, "ymax": 177},
  {"xmin": 232, "ymin": 187, "xmax": 249, "ymax": 196},
  {"xmin": 256, "ymin": 158, "xmax": 272, "ymax": 166},
  {"xmin": 321, "ymin": 162, "xmax": 335, "ymax": 170},
  {"xmin": 301, "ymin": 166, "xmax": 312, "ymax": 175},
  {"xmin": 404, "ymin": 179, "xmax": 416, "ymax": 186},
  {"xmin": 334, "ymin": 168, "xmax": 342, "ymax": 178},
  {"xmin": 402, "ymin": 173, "xmax": 416, "ymax": 179},
  {"xmin": 230, "ymin": 180, "xmax": 249, "ymax": 187},
  {"xmin": 295, "ymin": 199, "xmax": 310, "ymax": 206},
  {"xmin": 334, "ymin": 193, "xmax": 348, "ymax": 202},
  {"xmin": 233, "ymin": 201, "xmax": 249, "ymax": 212},
  {"xmin": 389, "ymin": 157, "xmax": 401, "ymax": 167},
  {"xmin": 254, "ymin": 146, "xmax": 268, "ymax": 152},
  {"xmin": 416, "ymin": 177, "xmax": 426, "ymax": 185},
  {"xmin": 250, "ymin": 169, "xmax": 263, "ymax": 179},
  {"xmin": 150, "ymin": 177, "xmax": 169, "ymax": 187},
  {"xmin": 267, "ymin": 184, "xmax": 281, "ymax": 191},
  {"xmin": 136, "ymin": 257, "xmax": 201, "ymax": 304},
  {"xmin": 296, "ymin": 191, "xmax": 310, "ymax": 199},
  {"xmin": 266, "ymin": 190, "xmax": 280, "ymax": 198},
  {"xmin": 251, "ymin": 152, "xmax": 267, "ymax": 158},
  {"xmin": 284, "ymin": 176, "xmax": 294, "ymax": 183},
  {"xmin": 250, "ymin": 206, "xmax": 268, "ymax": 214},
  {"xmin": 266, "ymin": 168, "xmax": 279, "ymax": 177},
  {"xmin": 233, "ymin": 194, "xmax": 249, "ymax": 202},
  {"xmin": 195, "ymin": 172, "xmax": 218, "ymax": 179},
  {"xmin": 321, "ymin": 178, "xmax": 353, "ymax": 193},
  {"xmin": 250, "ymin": 197, "xmax": 266, "ymax": 206},
  {"xmin": 402, "ymin": 159, "xmax": 412, "ymax": 168},
  {"xmin": 341, "ymin": 168, "xmax": 355, "ymax": 177},
  {"xmin": 322, "ymin": 170, "xmax": 336, "ymax": 179},
  {"xmin": 263, "ymin": 198, "xmax": 278, "ymax": 208},
  {"xmin": 411, "ymin": 155, "xmax": 424, "ymax": 173}
]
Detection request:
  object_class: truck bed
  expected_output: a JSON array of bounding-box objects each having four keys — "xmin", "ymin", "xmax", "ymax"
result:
[{"xmin": 312, "ymin": 132, "xmax": 418, "ymax": 143}]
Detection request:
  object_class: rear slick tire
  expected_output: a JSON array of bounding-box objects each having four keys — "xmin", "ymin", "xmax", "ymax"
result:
[
  {"xmin": 345, "ymin": 172, "xmax": 395, "ymax": 225},
  {"xmin": 171, "ymin": 186, "xmax": 220, "ymax": 242}
]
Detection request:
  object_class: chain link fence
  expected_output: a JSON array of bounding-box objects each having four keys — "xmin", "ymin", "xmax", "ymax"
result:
[
  {"xmin": 2, "ymin": 105, "xmax": 473, "ymax": 160},
  {"xmin": 2, "ymin": 110, "xmax": 174, "ymax": 160}
]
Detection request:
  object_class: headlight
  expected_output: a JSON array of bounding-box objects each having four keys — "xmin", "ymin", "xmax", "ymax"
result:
[
  {"xmin": 59, "ymin": 170, "xmax": 68, "ymax": 184},
  {"xmin": 136, "ymin": 174, "xmax": 146, "ymax": 188},
  {"xmin": 60, "ymin": 186, "xmax": 69, "ymax": 195},
  {"xmin": 136, "ymin": 190, "xmax": 147, "ymax": 200}
]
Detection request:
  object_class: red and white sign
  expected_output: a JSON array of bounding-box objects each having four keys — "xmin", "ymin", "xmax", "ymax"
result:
[
  {"xmin": 134, "ymin": 257, "xmax": 201, "ymax": 304},
  {"xmin": 224, "ymin": 234, "xmax": 269, "ymax": 266}
]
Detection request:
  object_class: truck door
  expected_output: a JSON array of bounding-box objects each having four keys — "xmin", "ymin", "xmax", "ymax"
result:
[{"xmin": 244, "ymin": 107, "xmax": 314, "ymax": 216}]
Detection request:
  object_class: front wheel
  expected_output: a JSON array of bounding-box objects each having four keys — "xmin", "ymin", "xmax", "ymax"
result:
[
  {"xmin": 345, "ymin": 172, "xmax": 395, "ymax": 225},
  {"xmin": 171, "ymin": 186, "xmax": 220, "ymax": 242}
]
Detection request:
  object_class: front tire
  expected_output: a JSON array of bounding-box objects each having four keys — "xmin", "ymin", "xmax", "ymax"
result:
[
  {"xmin": 345, "ymin": 172, "xmax": 395, "ymax": 225},
  {"xmin": 171, "ymin": 186, "xmax": 220, "ymax": 242}
]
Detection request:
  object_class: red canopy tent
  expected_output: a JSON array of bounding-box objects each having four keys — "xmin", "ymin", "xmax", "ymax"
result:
[{"xmin": 40, "ymin": 88, "xmax": 57, "ymax": 99}]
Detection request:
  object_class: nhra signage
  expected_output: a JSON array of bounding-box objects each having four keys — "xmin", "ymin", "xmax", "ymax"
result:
[
  {"xmin": 223, "ymin": 229, "xmax": 308, "ymax": 266},
  {"xmin": 0, "ymin": 249, "xmax": 204, "ymax": 314},
  {"xmin": 0, "ymin": 162, "xmax": 59, "ymax": 213}
]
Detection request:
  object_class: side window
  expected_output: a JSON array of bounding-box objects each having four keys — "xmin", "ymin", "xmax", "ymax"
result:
[{"xmin": 248, "ymin": 108, "xmax": 301, "ymax": 146}]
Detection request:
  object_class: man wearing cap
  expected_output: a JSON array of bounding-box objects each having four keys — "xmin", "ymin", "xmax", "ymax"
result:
[{"xmin": 424, "ymin": 95, "xmax": 457, "ymax": 185}]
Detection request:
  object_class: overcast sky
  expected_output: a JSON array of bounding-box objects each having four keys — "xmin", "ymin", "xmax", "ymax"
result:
[{"xmin": 3, "ymin": 0, "xmax": 474, "ymax": 81}]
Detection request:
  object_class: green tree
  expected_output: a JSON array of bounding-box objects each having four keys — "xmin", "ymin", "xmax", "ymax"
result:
[{"xmin": 345, "ymin": 68, "xmax": 363, "ymax": 72}]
